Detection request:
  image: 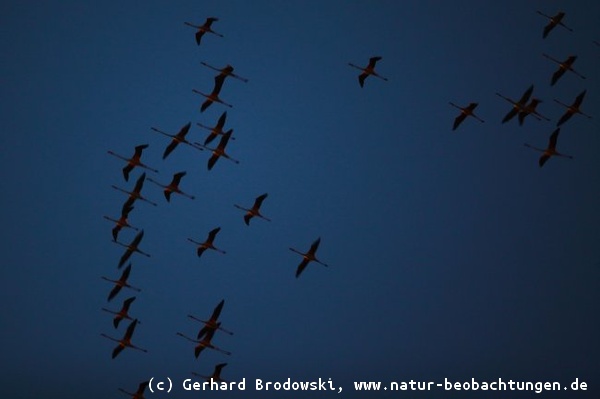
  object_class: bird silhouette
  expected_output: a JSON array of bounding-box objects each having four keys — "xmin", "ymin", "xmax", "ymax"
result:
[
  {"xmin": 188, "ymin": 227, "xmax": 226, "ymax": 258},
  {"xmin": 234, "ymin": 193, "xmax": 271, "ymax": 225},
  {"xmin": 101, "ymin": 263, "xmax": 141, "ymax": 302},
  {"xmin": 195, "ymin": 129, "xmax": 239, "ymax": 170},
  {"xmin": 201, "ymin": 62, "xmax": 248, "ymax": 83},
  {"xmin": 114, "ymin": 230, "xmax": 150, "ymax": 269},
  {"xmin": 147, "ymin": 171, "xmax": 195, "ymax": 202},
  {"xmin": 176, "ymin": 328, "xmax": 231, "ymax": 359},
  {"xmin": 101, "ymin": 319, "xmax": 147, "ymax": 359},
  {"xmin": 518, "ymin": 98, "xmax": 550, "ymax": 126},
  {"xmin": 348, "ymin": 56, "xmax": 388, "ymax": 87},
  {"xmin": 108, "ymin": 144, "xmax": 158, "ymax": 181},
  {"xmin": 104, "ymin": 204, "xmax": 138, "ymax": 242},
  {"xmin": 197, "ymin": 111, "xmax": 235, "ymax": 145},
  {"xmin": 193, "ymin": 75, "xmax": 232, "ymax": 112},
  {"xmin": 524, "ymin": 128, "xmax": 573, "ymax": 167},
  {"xmin": 543, "ymin": 54, "xmax": 586, "ymax": 86},
  {"xmin": 290, "ymin": 237, "xmax": 328, "ymax": 278},
  {"xmin": 496, "ymin": 84, "xmax": 534, "ymax": 124},
  {"xmin": 101, "ymin": 296, "xmax": 138, "ymax": 328},
  {"xmin": 184, "ymin": 18, "xmax": 223, "ymax": 45},
  {"xmin": 151, "ymin": 122, "xmax": 204, "ymax": 159},
  {"xmin": 537, "ymin": 11, "xmax": 573, "ymax": 39},
  {"xmin": 112, "ymin": 172, "xmax": 158, "ymax": 209},
  {"xmin": 187, "ymin": 299, "xmax": 234, "ymax": 339},
  {"xmin": 554, "ymin": 90, "xmax": 592, "ymax": 126},
  {"xmin": 449, "ymin": 102, "xmax": 484, "ymax": 130}
]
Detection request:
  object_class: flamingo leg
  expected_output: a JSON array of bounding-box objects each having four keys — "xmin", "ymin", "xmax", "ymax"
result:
[{"xmin": 472, "ymin": 114, "xmax": 485, "ymax": 123}]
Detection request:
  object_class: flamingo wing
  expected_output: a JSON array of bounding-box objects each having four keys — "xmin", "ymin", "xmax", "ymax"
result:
[
  {"xmin": 201, "ymin": 98, "xmax": 213, "ymax": 113},
  {"xmin": 453, "ymin": 113, "xmax": 467, "ymax": 130},
  {"xmin": 358, "ymin": 72, "xmax": 368, "ymax": 87},
  {"xmin": 573, "ymin": 90, "xmax": 587, "ymax": 107},
  {"xmin": 122, "ymin": 164, "xmax": 134, "ymax": 182},
  {"xmin": 556, "ymin": 111, "xmax": 572, "ymax": 127},
  {"xmin": 113, "ymin": 314, "xmax": 124, "ymax": 329},
  {"xmin": 295, "ymin": 258, "xmax": 310, "ymax": 278},
  {"xmin": 551, "ymin": 67, "xmax": 566, "ymax": 85},
  {"xmin": 308, "ymin": 237, "xmax": 322, "ymax": 255},
  {"xmin": 518, "ymin": 85, "xmax": 534, "ymax": 105},
  {"xmin": 211, "ymin": 299, "xmax": 225, "ymax": 321},
  {"xmin": 197, "ymin": 246, "xmax": 207, "ymax": 257},
  {"xmin": 195, "ymin": 30, "xmax": 205, "ymax": 45},
  {"xmin": 123, "ymin": 296, "xmax": 136, "ymax": 310},
  {"xmin": 133, "ymin": 173, "xmax": 146, "ymax": 193},
  {"xmin": 254, "ymin": 193, "xmax": 268, "ymax": 208},
  {"xmin": 207, "ymin": 227, "xmax": 221, "ymax": 242},
  {"xmin": 216, "ymin": 111, "xmax": 227, "ymax": 128},
  {"xmin": 108, "ymin": 284, "xmax": 122, "ymax": 302},
  {"xmin": 207, "ymin": 153, "xmax": 219, "ymax": 170},
  {"xmin": 539, "ymin": 154, "xmax": 551, "ymax": 167},
  {"xmin": 177, "ymin": 122, "xmax": 191, "ymax": 138},
  {"xmin": 548, "ymin": 128, "xmax": 560, "ymax": 149},
  {"xmin": 502, "ymin": 108, "xmax": 518, "ymax": 123},
  {"xmin": 163, "ymin": 140, "xmax": 179, "ymax": 159},
  {"xmin": 112, "ymin": 344, "xmax": 125, "ymax": 359}
]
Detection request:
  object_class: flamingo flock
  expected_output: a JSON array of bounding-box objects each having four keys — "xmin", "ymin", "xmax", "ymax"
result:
[
  {"xmin": 450, "ymin": 9, "xmax": 594, "ymax": 169},
  {"xmin": 99, "ymin": 7, "xmax": 595, "ymax": 394},
  {"xmin": 100, "ymin": 14, "xmax": 332, "ymax": 393}
]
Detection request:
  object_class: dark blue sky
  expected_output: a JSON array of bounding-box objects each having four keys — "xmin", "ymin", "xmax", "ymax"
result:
[{"xmin": 1, "ymin": 1, "xmax": 599, "ymax": 398}]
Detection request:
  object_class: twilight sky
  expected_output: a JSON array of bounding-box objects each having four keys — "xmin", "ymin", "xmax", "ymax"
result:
[{"xmin": 1, "ymin": 1, "xmax": 599, "ymax": 398}]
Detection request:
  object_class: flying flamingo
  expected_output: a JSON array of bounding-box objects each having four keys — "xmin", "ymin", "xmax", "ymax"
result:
[
  {"xmin": 147, "ymin": 171, "xmax": 195, "ymax": 202},
  {"xmin": 192, "ymin": 363, "xmax": 228, "ymax": 382},
  {"xmin": 108, "ymin": 144, "xmax": 158, "ymax": 182},
  {"xmin": 537, "ymin": 11, "xmax": 573, "ymax": 39},
  {"xmin": 192, "ymin": 74, "xmax": 232, "ymax": 112},
  {"xmin": 101, "ymin": 319, "xmax": 147, "ymax": 359},
  {"xmin": 554, "ymin": 90, "xmax": 592, "ymax": 126},
  {"xmin": 118, "ymin": 380, "xmax": 149, "ymax": 399},
  {"xmin": 187, "ymin": 299, "xmax": 234, "ymax": 339},
  {"xmin": 290, "ymin": 237, "xmax": 328, "ymax": 278},
  {"xmin": 195, "ymin": 129, "xmax": 239, "ymax": 170},
  {"xmin": 184, "ymin": 17, "xmax": 223, "ymax": 45},
  {"xmin": 150, "ymin": 122, "xmax": 204, "ymax": 160},
  {"xmin": 102, "ymin": 296, "xmax": 138, "ymax": 329},
  {"xmin": 187, "ymin": 227, "xmax": 226, "ymax": 258},
  {"xmin": 448, "ymin": 102, "xmax": 484, "ymax": 130},
  {"xmin": 524, "ymin": 128, "xmax": 573, "ymax": 167},
  {"xmin": 234, "ymin": 193, "xmax": 271, "ymax": 225},
  {"xmin": 348, "ymin": 56, "xmax": 388, "ymax": 87},
  {"xmin": 101, "ymin": 263, "xmax": 141, "ymax": 301},
  {"xmin": 197, "ymin": 111, "xmax": 236, "ymax": 145},
  {"xmin": 112, "ymin": 172, "xmax": 158, "ymax": 208},
  {"xmin": 518, "ymin": 98, "xmax": 550, "ymax": 126},
  {"xmin": 115, "ymin": 230, "xmax": 150, "ymax": 269},
  {"xmin": 496, "ymin": 84, "xmax": 534, "ymax": 124},
  {"xmin": 104, "ymin": 203, "xmax": 138, "ymax": 242},
  {"xmin": 543, "ymin": 54, "xmax": 586, "ymax": 86},
  {"xmin": 201, "ymin": 62, "xmax": 248, "ymax": 83},
  {"xmin": 176, "ymin": 328, "xmax": 231, "ymax": 359}
]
